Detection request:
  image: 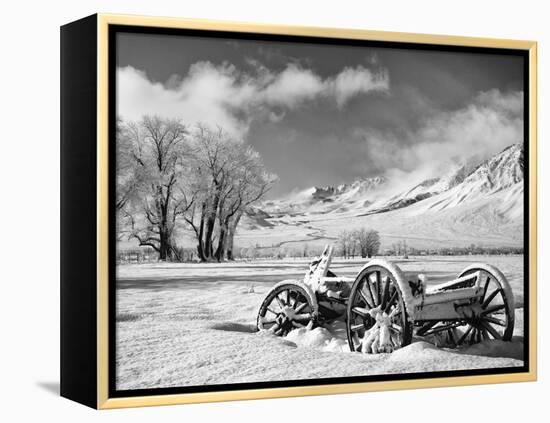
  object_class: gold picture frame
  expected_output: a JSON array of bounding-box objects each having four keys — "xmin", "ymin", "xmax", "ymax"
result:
[{"xmin": 61, "ymin": 13, "xmax": 537, "ymax": 409}]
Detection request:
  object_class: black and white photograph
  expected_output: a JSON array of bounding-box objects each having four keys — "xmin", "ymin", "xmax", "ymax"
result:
[{"xmin": 113, "ymin": 29, "xmax": 527, "ymax": 392}]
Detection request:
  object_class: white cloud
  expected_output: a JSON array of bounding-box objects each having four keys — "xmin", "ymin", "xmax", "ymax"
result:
[
  {"xmin": 329, "ymin": 66, "xmax": 389, "ymax": 108},
  {"xmin": 117, "ymin": 63, "xmax": 258, "ymax": 136},
  {"xmin": 262, "ymin": 65, "xmax": 324, "ymax": 108},
  {"xmin": 357, "ymin": 89, "xmax": 523, "ymax": 183},
  {"xmin": 117, "ymin": 61, "xmax": 388, "ymax": 136},
  {"xmin": 260, "ymin": 63, "xmax": 389, "ymax": 109}
]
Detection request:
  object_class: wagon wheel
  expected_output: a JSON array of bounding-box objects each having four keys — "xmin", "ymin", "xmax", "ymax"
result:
[
  {"xmin": 257, "ymin": 282, "xmax": 318, "ymax": 336},
  {"xmin": 346, "ymin": 262, "xmax": 413, "ymax": 353},
  {"xmin": 452, "ymin": 264, "xmax": 515, "ymax": 345}
]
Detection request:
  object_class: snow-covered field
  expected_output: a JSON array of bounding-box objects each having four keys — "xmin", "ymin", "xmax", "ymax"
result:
[
  {"xmin": 115, "ymin": 255, "xmax": 525, "ymax": 390},
  {"xmin": 236, "ymin": 185, "xmax": 523, "ymax": 251}
]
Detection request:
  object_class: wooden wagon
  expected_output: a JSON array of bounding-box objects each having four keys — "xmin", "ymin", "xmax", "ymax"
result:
[{"xmin": 257, "ymin": 246, "xmax": 515, "ymax": 353}]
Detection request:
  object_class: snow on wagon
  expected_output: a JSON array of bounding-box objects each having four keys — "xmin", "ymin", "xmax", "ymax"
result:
[{"xmin": 257, "ymin": 246, "xmax": 515, "ymax": 353}]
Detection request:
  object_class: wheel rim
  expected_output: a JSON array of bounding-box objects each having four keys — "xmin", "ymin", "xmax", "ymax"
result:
[
  {"xmin": 450, "ymin": 268, "xmax": 514, "ymax": 345},
  {"xmin": 258, "ymin": 285, "xmax": 315, "ymax": 336},
  {"xmin": 347, "ymin": 265, "xmax": 410, "ymax": 352}
]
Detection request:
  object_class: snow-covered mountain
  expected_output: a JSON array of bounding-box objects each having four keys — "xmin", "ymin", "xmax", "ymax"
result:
[
  {"xmin": 262, "ymin": 144, "xmax": 523, "ymax": 217},
  {"xmin": 240, "ymin": 144, "xmax": 524, "ymax": 249},
  {"xmin": 373, "ymin": 143, "xmax": 523, "ymax": 215},
  {"xmin": 261, "ymin": 176, "xmax": 388, "ymax": 215},
  {"xmin": 377, "ymin": 161, "xmax": 480, "ymax": 213},
  {"xmin": 417, "ymin": 143, "xmax": 523, "ymax": 214}
]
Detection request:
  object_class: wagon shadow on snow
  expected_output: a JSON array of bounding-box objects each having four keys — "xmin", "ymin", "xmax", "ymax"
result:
[
  {"xmin": 116, "ymin": 273, "xmax": 308, "ymax": 291},
  {"xmin": 210, "ymin": 322, "xmax": 257, "ymax": 333}
]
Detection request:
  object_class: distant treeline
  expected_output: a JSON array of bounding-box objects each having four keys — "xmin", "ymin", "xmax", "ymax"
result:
[
  {"xmin": 117, "ymin": 243, "xmax": 523, "ymax": 263},
  {"xmin": 404, "ymin": 245, "xmax": 524, "ymax": 256}
]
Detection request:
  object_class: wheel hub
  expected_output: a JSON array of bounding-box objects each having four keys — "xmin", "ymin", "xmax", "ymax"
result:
[{"xmin": 282, "ymin": 306, "xmax": 297, "ymax": 319}]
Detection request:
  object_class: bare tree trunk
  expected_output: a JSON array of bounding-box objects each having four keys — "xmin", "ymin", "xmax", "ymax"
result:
[
  {"xmin": 156, "ymin": 188, "xmax": 176, "ymax": 261},
  {"xmin": 225, "ymin": 210, "xmax": 242, "ymax": 261},
  {"xmin": 214, "ymin": 223, "xmax": 227, "ymax": 262},
  {"xmin": 203, "ymin": 189, "xmax": 221, "ymax": 260},
  {"xmin": 197, "ymin": 202, "xmax": 207, "ymax": 261},
  {"xmin": 159, "ymin": 231, "xmax": 169, "ymax": 261}
]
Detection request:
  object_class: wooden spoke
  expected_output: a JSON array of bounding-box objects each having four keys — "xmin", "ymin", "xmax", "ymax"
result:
[
  {"xmin": 294, "ymin": 302, "xmax": 307, "ymax": 313},
  {"xmin": 469, "ymin": 328, "xmax": 478, "ymax": 345},
  {"xmin": 375, "ymin": 271, "xmax": 381, "ymax": 304},
  {"xmin": 292, "ymin": 293, "xmax": 302, "ymax": 309},
  {"xmin": 483, "ymin": 316, "xmax": 506, "ymax": 326},
  {"xmin": 476, "ymin": 328, "xmax": 483, "ymax": 343},
  {"xmin": 383, "ymin": 290, "xmax": 399, "ymax": 314},
  {"xmin": 283, "ymin": 291, "xmax": 291, "ymax": 306},
  {"xmin": 275, "ymin": 295, "xmax": 285, "ymax": 310},
  {"xmin": 351, "ymin": 333, "xmax": 361, "ymax": 350},
  {"xmin": 481, "ymin": 304, "xmax": 506, "ymax": 316},
  {"xmin": 390, "ymin": 324, "xmax": 403, "ymax": 334},
  {"xmin": 293, "ymin": 313, "xmax": 313, "ymax": 321},
  {"xmin": 358, "ymin": 288, "xmax": 373, "ymax": 309},
  {"xmin": 381, "ymin": 276, "xmax": 391, "ymax": 310},
  {"xmin": 266, "ymin": 307, "xmax": 278, "ymax": 315},
  {"xmin": 261, "ymin": 319, "xmax": 277, "ymax": 325},
  {"xmin": 470, "ymin": 328, "xmax": 477, "ymax": 344},
  {"xmin": 365, "ymin": 277, "xmax": 377, "ymax": 306},
  {"xmin": 352, "ymin": 307, "xmax": 370, "ymax": 318},
  {"xmin": 389, "ymin": 308, "xmax": 401, "ymax": 322},
  {"xmin": 482, "ymin": 276, "xmax": 491, "ymax": 301},
  {"xmin": 417, "ymin": 321, "xmax": 438, "ymax": 336},
  {"xmin": 456, "ymin": 325, "xmax": 474, "ymax": 346},
  {"xmin": 290, "ymin": 291, "xmax": 296, "ymax": 306},
  {"xmin": 482, "ymin": 288, "xmax": 502, "ymax": 309},
  {"xmin": 481, "ymin": 327, "xmax": 490, "ymax": 341},
  {"xmin": 423, "ymin": 322, "xmax": 462, "ymax": 337},
  {"xmin": 447, "ymin": 328, "xmax": 456, "ymax": 345},
  {"xmin": 350, "ymin": 323, "xmax": 365, "ymax": 332},
  {"xmin": 480, "ymin": 321, "xmax": 502, "ymax": 340}
]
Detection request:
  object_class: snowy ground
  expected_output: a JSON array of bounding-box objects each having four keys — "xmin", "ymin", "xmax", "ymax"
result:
[{"xmin": 115, "ymin": 255, "xmax": 525, "ymax": 390}]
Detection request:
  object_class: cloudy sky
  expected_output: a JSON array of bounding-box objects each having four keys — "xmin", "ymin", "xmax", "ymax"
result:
[{"xmin": 116, "ymin": 32, "xmax": 524, "ymax": 197}]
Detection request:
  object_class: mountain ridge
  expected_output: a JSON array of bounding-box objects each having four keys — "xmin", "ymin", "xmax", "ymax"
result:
[
  {"xmin": 260, "ymin": 143, "xmax": 523, "ymax": 217},
  {"xmin": 240, "ymin": 143, "xmax": 524, "ymax": 249}
]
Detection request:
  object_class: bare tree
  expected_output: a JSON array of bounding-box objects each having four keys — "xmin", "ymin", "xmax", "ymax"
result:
[
  {"xmin": 183, "ymin": 125, "xmax": 276, "ymax": 262},
  {"xmin": 182, "ymin": 125, "xmax": 235, "ymax": 261},
  {"xmin": 115, "ymin": 118, "xmax": 140, "ymax": 240},
  {"xmin": 353, "ymin": 228, "xmax": 381, "ymax": 258},
  {"xmin": 402, "ymin": 239, "xmax": 408, "ymax": 258},
  {"xmin": 116, "ymin": 118, "xmax": 136, "ymax": 211},
  {"xmin": 120, "ymin": 116, "xmax": 193, "ymax": 261},
  {"xmin": 218, "ymin": 148, "xmax": 276, "ymax": 261},
  {"xmin": 338, "ymin": 230, "xmax": 355, "ymax": 259},
  {"xmin": 395, "ymin": 240, "xmax": 403, "ymax": 256}
]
